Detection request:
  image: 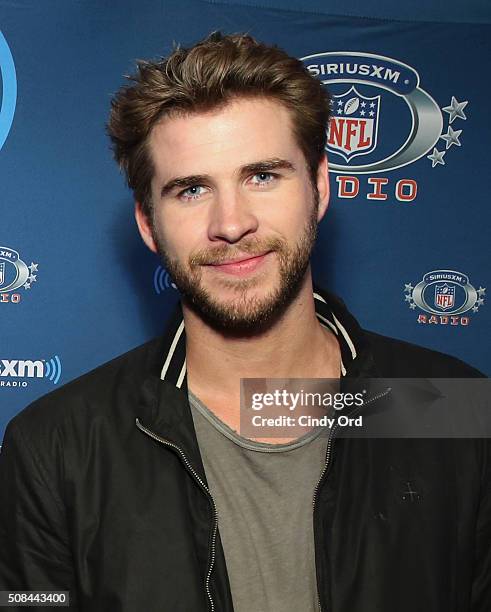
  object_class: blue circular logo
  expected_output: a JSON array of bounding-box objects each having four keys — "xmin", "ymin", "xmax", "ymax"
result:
[{"xmin": 0, "ymin": 30, "xmax": 17, "ymax": 151}]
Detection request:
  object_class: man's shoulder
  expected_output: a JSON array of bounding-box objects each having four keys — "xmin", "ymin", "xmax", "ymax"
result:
[
  {"xmin": 6, "ymin": 335, "xmax": 165, "ymax": 438},
  {"xmin": 315, "ymin": 286, "xmax": 485, "ymax": 378},
  {"xmin": 363, "ymin": 329, "xmax": 485, "ymax": 378}
]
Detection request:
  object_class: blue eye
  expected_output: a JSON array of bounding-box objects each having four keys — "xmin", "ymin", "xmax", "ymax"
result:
[
  {"xmin": 251, "ymin": 172, "xmax": 275, "ymax": 185},
  {"xmin": 180, "ymin": 185, "xmax": 207, "ymax": 200}
]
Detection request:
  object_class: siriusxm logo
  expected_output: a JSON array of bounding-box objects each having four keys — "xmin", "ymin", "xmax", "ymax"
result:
[
  {"xmin": 0, "ymin": 355, "xmax": 62, "ymax": 387},
  {"xmin": 301, "ymin": 51, "xmax": 446, "ymax": 174},
  {"xmin": 300, "ymin": 50, "xmax": 467, "ymax": 204},
  {"xmin": 404, "ymin": 270, "xmax": 486, "ymax": 326},
  {"xmin": 0, "ymin": 246, "xmax": 39, "ymax": 303},
  {"xmin": 154, "ymin": 265, "xmax": 177, "ymax": 295}
]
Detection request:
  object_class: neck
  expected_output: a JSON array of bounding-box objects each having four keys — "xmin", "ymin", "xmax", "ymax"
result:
[{"xmin": 184, "ymin": 275, "xmax": 341, "ymax": 403}]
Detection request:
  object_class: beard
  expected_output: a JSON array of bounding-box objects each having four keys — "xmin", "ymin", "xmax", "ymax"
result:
[{"xmin": 152, "ymin": 193, "xmax": 319, "ymax": 335}]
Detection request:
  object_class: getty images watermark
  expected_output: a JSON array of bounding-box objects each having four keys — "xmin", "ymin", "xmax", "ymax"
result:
[
  {"xmin": 240, "ymin": 378, "xmax": 368, "ymax": 440},
  {"xmin": 250, "ymin": 383, "xmax": 365, "ymax": 427},
  {"xmin": 240, "ymin": 378, "xmax": 491, "ymax": 440}
]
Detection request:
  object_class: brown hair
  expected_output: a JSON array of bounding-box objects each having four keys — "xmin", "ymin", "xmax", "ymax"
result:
[{"xmin": 107, "ymin": 31, "xmax": 330, "ymax": 217}]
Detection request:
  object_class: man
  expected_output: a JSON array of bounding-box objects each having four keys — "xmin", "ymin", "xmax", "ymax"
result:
[{"xmin": 0, "ymin": 32, "xmax": 489, "ymax": 612}]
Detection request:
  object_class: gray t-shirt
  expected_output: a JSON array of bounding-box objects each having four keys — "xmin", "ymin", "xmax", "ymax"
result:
[{"xmin": 188, "ymin": 390, "xmax": 328, "ymax": 612}]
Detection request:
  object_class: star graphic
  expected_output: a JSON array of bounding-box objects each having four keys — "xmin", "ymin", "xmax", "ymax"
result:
[
  {"xmin": 440, "ymin": 126, "xmax": 462, "ymax": 149},
  {"xmin": 427, "ymin": 148, "xmax": 446, "ymax": 167},
  {"xmin": 337, "ymin": 108, "xmax": 343, "ymax": 114},
  {"xmin": 337, "ymin": 100, "xmax": 343, "ymax": 107},
  {"xmin": 29, "ymin": 262, "xmax": 38, "ymax": 273},
  {"xmin": 442, "ymin": 96, "xmax": 468, "ymax": 124},
  {"xmin": 360, "ymin": 110, "xmax": 366, "ymax": 116},
  {"xmin": 369, "ymin": 111, "xmax": 374, "ymax": 117},
  {"xmin": 477, "ymin": 287, "xmax": 486, "ymax": 297},
  {"xmin": 369, "ymin": 102, "xmax": 375, "ymax": 108},
  {"xmin": 404, "ymin": 283, "xmax": 414, "ymax": 292},
  {"xmin": 477, "ymin": 298, "xmax": 485, "ymax": 306},
  {"xmin": 28, "ymin": 274, "xmax": 37, "ymax": 283},
  {"xmin": 472, "ymin": 305, "xmax": 479, "ymax": 313},
  {"xmin": 361, "ymin": 101, "xmax": 366, "ymax": 108},
  {"xmin": 329, "ymin": 99, "xmax": 334, "ymax": 106},
  {"xmin": 405, "ymin": 295, "xmax": 413, "ymax": 302},
  {"xmin": 409, "ymin": 303, "xmax": 417, "ymax": 310},
  {"xmin": 24, "ymin": 282, "xmax": 31, "ymax": 290}
]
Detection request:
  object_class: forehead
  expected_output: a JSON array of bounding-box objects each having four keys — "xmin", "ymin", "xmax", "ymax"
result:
[{"xmin": 148, "ymin": 97, "xmax": 301, "ymax": 181}]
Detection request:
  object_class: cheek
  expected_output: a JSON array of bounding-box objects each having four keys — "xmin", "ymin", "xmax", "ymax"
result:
[
  {"xmin": 269, "ymin": 184, "xmax": 314, "ymax": 232},
  {"xmin": 154, "ymin": 208, "xmax": 206, "ymax": 258}
]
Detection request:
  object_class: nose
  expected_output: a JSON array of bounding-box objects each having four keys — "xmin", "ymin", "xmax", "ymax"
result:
[{"xmin": 207, "ymin": 187, "xmax": 259, "ymax": 243}]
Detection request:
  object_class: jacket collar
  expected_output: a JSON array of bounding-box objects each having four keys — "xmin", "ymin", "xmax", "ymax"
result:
[
  {"xmin": 135, "ymin": 284, "xmax": 377, "ymax": 468},
  {"xmin": 158, "ymin": 283, "xmax": 376, "ymax": 392}
]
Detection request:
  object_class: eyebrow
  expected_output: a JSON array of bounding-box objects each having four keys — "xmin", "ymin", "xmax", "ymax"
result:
[{"xmin": 159, "ymin": 157, "xmax": 296, "ymax": 198}]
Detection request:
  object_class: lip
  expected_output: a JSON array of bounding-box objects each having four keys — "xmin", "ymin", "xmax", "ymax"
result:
[{"xmin": 206, "ymin": 252, "xmax": 271, "ymax": 276}]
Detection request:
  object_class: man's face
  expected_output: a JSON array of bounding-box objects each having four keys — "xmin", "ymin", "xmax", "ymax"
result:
[{"xmin": 137, "ymin": 96, "xmax": 329, "ymax": 333}]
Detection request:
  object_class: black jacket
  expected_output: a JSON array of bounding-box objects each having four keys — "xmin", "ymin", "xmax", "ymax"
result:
[{"xmin": 0, "ymin": 287, "xmax": 489, "ymax": 611}]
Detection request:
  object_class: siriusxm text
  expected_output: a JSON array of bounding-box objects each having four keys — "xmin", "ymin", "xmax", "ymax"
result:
[
  {"xmin": 307, "ymin": 63, "xmax": 400, "ymax": 83},
  {"xmin": 0, "ymin": 360, "xmax": 43, "ymax": 378}
]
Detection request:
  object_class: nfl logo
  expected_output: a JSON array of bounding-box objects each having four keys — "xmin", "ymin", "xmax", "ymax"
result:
[
  {"xmin": 0, "ymin": 262, "xmax": 4, "ymax": 287},
  {"xmin": 327, "ymin": 86, "xmax": 381, "ymax": 162},
  {"xmin": 435, "ymin": 283, "xmax": 455, "ymax": 310}
]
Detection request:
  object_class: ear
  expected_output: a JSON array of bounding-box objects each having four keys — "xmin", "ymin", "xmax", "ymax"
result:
[
  {"xmin": 316, "ymin": 153, "xmax": 330, "ymax": 223},
  {"xmin": 134, "ymin": 201, "xmax": 158, "ymax": 253}
]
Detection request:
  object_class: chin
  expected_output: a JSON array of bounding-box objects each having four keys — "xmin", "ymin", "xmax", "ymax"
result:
[
  {"xmin": 185, "ymin": 275, "xmax": 302, "ymax": 336},
  {"xmin": 204, "ymin": 273, "xmax": 278, "ymax": 304}
]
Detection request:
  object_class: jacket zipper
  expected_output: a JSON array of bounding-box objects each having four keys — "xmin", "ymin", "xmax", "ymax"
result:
[
  {"xmin": 135, "ymin": 417, "xmax": 219, "ymax": 612},
  {"xmin": 312, "ymin": 386, "xmax": 392, "ymax": 612}
]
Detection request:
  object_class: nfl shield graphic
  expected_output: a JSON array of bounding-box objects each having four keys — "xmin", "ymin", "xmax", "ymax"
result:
[
  {"xmin": 435, "ymin": 283, "xmax": 455, "ymax": 310},
  {"xmin": 0, "ymin": 262, "xmax": 4, "ymax": 286},
  {"xmin": 327, "ymin": 86, "xmax": 381, "ymax": 162}
]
